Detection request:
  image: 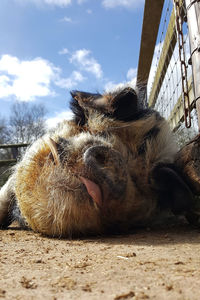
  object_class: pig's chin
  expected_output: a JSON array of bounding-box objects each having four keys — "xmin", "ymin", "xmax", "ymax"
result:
[
  {"xmin": 78, "ymin": 172, "xmax": 128, "ymax": 212},
  {"xmin": 77, "ymin": 145, "xmax": 129, "ymax": 209}
]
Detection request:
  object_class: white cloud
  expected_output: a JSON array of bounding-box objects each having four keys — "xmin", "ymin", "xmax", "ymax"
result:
[
  {"xmin": 104, "ymin": 81, "xmax": 126, "ymax": 92},
  {"xmin": 105, "ymin": 66, "xmax": 137, "ymax": 92},
  {"xmin": 70, "ymin": 49, "xmax": 103, "ymax": 78},
  {"xmin": 86, "ymin": 9, "xmax": 92, "ymax": 14},
  {"xmin": 46, "ymin": 110, "xmax": 74, "ymax": 128},
  {"xmin": 59, "ymin": 16, "xmax": 73, "ymax": 23},
  {"xmin": 102, "ymin": 0, "xmax": 144, "ymax": 9},
  {"xmin": 15, "ymin": 0, "xmax": 143, "ymax": 8},
  {"xmin": 77, "ymin": 0, "xmax": 88, "ymax": 3},
  {"xmin": 44, "ymin": 0, "xmax": 71, "ymax": 5},
  {"xmin": 55, "ymin": 70, "xmax": 86, "ymax": 89},
  {"xmin": 0, "ymin": 55, "xmax": 59, "ymax": 101},
  {"xmin": 127, "ymin": 67, "xmax": 137, "ymax": 80},
  {"xmin": 0, "ymin": 75, "xmax": 12, "ymax": 99},
  {"xmin": 73, "ymin": 70, "xmax": 85, "ymax": 81},
  {"xmin": 15, "ymin": 0, "xmax": 90, "ymax": 7},
  {"xmin": 15, "ymin": 0, "xmax": 72, "ymax": 7},
  {"xmin": 58, "ymin": 48, "xmax": 69, "ymax": 55},
  {"xmin": 105, "ymin": 77, "xmax": 136, "ymax": 93},
  {"xmin": 0, "ymin": 54, "xmax": 86, "ymax": 101}
]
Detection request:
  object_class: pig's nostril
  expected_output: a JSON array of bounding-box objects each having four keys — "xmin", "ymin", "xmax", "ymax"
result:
[
  {"xmin": 83, "ymin": 146, "xmax": 111, "ymax": 168},
  {"xmin": 94, "ymin": 152, "xmax": 106, "ymax": 165}
]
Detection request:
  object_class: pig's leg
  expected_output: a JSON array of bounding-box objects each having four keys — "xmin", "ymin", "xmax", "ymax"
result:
[
  {"xmin": 150, "ymin": 164, "xmax": 193, "ymax": 215},
  {"xmin": 0, "ymin": 175, "xmax": 16, "ymax": 228}
]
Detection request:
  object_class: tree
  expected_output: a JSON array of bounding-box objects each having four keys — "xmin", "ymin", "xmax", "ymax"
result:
[
  {"xmin": 0, "ymin": 117, "xmax": 8, "ymax": 144},
  {"xmin": 8, "ymin": 102, "xmax": 47, "ymax": 143},
  {"xmin": 0, "ymin": 102, "xmax": 47, "ymax": 186},
  {"xmin": 0, "ymin": 117, "xmax": 11, "ymax": 186},
  {"xmin": 0, "ymin": 117, "xmax": 10, "ymax": 159}
]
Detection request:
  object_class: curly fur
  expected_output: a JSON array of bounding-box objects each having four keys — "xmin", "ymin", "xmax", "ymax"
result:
[{"xmin": 0, "ymin": 88, "xmax": 192, "ymax": 237}]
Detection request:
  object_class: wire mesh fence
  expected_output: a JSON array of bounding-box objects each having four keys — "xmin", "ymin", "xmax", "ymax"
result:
[{"xmin": 147, "ymin": 0, "xmax": 198, "ymax": 134}]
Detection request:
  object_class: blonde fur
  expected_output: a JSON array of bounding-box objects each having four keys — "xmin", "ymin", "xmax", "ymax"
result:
[{"xmin": 0, "ymin": 89, "xmax": 179, "ymax": 237}]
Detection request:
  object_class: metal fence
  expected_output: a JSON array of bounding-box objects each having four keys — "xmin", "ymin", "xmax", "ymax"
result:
[
  {"xmin": 137, "ymin": 0, "xmax": 200, "ymax": 133},
  {"xmin": 0, "ymin": 144, "xmax": 29, "ymax": 167}
]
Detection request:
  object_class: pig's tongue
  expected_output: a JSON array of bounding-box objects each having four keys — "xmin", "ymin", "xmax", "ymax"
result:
[{"xmin": 80, "ymin": 176, "xmax": 102, "ymax": 207}]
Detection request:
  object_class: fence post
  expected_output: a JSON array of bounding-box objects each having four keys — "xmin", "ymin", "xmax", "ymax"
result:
[
  {"xmin": 11, "ymin": 147, "xmax": 18, "ymax": 160},
  {"xmin": 0, "ymin": 143, "xmax": 29, "ymax": 167},
  {"xmin": 137, "ymin": 0, "xmax": 164, "ymax": 107},
  {"xmin": 185, "ymin": 0, "xmax": 200, "ymax": 131}
]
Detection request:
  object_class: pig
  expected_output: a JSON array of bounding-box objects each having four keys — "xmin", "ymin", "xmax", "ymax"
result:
[{"xmin": 0, "ymin": 87, "xmax": 193, "ymax": 237}]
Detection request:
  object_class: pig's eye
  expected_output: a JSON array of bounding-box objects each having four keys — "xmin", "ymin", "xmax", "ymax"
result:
[
  {"xmin": 70, "ymin": 95, "xmax": 86, "ymax": 126},
  {"xmin": 56, "ymin": 138, "xmax": 70, "ymax": 162},
  {"xmin": 48, "ymin": 137, "xmax": 71, "ymax": 165}
]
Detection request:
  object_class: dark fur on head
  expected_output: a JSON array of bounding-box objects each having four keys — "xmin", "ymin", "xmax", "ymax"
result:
[
  {"xmin": 0, "ymin": 87, "xmax": 193, "ymax": 237},
  {"xmin": 70, "ymin": 87, "xmax": 193, "ymax": 217},
  {"xmin": 70, "ymin": 87, "xmax": 153, "ymax": 125}
]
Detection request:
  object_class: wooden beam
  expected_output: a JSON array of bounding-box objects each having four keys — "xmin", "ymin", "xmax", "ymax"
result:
[
  {"xmin": 137, "ymin": 0, "xmax": 165, "ymax": 85},
  {"xmin": 0, "ymin": 143, "xmax": 29, "ymax": 149},
  {"xmin": 136, "ymin": 0, "xmax": 164, "ymax": 107},
  {"xmin": 0, "ymin": 159, "xmax": 17, "ymax": 167},
  {"xmin": 185, "ymin": 0, "xmax": 200, "ymax": 131}
]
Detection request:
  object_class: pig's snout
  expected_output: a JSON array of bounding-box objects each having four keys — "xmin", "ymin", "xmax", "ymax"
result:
[
  {"xmin": 83, "ymin": 146, "xmax": 128, "ymax": 201},
  {"xmin": 84, "ymin": 145, "xmax": 114, "ymax": 168}
]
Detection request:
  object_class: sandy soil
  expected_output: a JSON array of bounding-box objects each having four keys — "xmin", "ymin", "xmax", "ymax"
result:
[{"xmin": 0, "ymin": 222, "xmax": 200, "ymax": 300}]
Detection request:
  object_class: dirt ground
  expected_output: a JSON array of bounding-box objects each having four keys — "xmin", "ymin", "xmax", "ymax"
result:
[{"xmin": 1, "ymin": 222, "xmax": 200, "ymax": 300}]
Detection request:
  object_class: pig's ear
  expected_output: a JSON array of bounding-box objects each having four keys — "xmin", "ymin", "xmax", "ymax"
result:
[
  {"xmin": 70, "ymin": 89, "xmax": 140, "ymax": 123},
  {"xmin": 47, "ymin": 138, "xmax": 60, "ymax": 165},
  {"xmin": 70, "ymin": 91, "xmax": 86, "ymax": 126},
  {"xmin": 111, "ymin": 87, "xmax": 138, "ymax": 121},
  {"xmin": 71, "ymin": 91, "xmax": 101, "ymax": 101},
  {"xmin": 70, "ymin": 91, "xmax": 102, "ymax": 126},
  {"xmin": 78, "ymin": 87, "xmax": 139, "ymax": 122}
]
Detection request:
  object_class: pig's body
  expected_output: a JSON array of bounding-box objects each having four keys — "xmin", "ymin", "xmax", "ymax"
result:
[{"xmin": 0, "ymin": 88, "xmax": 192, "ymax": 237}]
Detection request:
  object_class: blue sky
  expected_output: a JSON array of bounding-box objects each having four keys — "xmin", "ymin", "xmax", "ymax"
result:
[{"xmin": 0, "ymin": 0, "xmax": 144, "ymax": 127}]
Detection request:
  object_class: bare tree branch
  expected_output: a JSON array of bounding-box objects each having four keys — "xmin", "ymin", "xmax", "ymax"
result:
[{"xmin": 9, "ymin": 102, "xmax": 47, "ymax": 144}]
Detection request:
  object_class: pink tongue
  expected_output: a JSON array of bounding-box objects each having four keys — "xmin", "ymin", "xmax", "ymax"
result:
[{"xmin": 80, "ymin": 176, "xmax": 102, "ymax": 207}]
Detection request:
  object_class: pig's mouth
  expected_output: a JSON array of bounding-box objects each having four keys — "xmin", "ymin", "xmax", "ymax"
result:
[
  {"xmin": 47, "ymin": 138, "xmax": 128, "ymax": 209},
  {"xmin": 78, "ymin": 145, "xmax": 128, "ymax": 209},
  {"xmin": 80, "ymin": 176, "xmax": 103, "ymax": 207}
]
